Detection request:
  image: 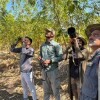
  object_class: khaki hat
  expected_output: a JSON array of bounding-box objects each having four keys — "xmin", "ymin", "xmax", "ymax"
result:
[
  {"xmin": 45, "ymin": 28, "xmax": 55, "ymax": 36},
  {"xmin": 77, "ymin": 37, "xmax": 87, "ymax": 45},
  {"xmin": 85, "ymin": 24, "xmax": 100, "ymax": 37}
]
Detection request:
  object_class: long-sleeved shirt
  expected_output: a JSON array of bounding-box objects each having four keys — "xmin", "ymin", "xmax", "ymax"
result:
[
  {"xmin": 68, "ymin": 47, "xmax": 88, "ymax": 78},
  {"xmin": 81, "ymin": 48, "xmax": 100, "ymax": 98},
  {"xmin": 10, "ymin": 44, "xmax": 34, "ymax": 72},
  {"xmin": 40, "ymin": 40, "xmax": 63, "ymax": 71}
]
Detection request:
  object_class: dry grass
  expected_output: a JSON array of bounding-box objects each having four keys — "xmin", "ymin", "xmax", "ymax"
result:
[{"xmin": 0, "ymin": 52, "xmax": 70, "ymax": 100}]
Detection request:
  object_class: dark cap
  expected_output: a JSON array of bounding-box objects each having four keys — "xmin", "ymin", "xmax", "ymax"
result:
[
  {"xmin": 25, "ymin": 36, "xmax": 32, "ymax": 44},
  {"xmin": 77, "ymin": 37, "xmax": 87, "ymax": 45},
  {"xmin": 85, "ymin": 24, "xmax": 100, "ymax": 37},
  {"xmin": 45, "ymin": 28, "xmax": 55, "ymax": 35}
]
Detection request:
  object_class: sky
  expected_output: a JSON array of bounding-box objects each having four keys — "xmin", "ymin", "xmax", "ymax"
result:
[
  {"xmin": 5, "ymin": 0, "xmax": 100, "ymax": 15},
  {"xmin": 6, "ymin": 1, "xmax": 11, "ymax": 11},
  {"xmin": 5, "ymin": 0, "xmax": 42, "ymax": 17}
]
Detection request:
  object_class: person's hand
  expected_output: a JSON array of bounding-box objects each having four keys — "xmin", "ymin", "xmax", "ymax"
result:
[
  {"xmin": 38, "ymin": 56, "xmax": 42, "ymax": 60},
  {"xmin": 43, "ymin": 60, "xmax": 51, "ymax": 64},
  {"xmin": 69, "ymin": 38, "xmax": 77, "ymax": 44}
]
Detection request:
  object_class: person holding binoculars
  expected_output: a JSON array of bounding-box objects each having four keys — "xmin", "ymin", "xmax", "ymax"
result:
[
  {"xmin": 64, "ymin": 27, "xmax": 88, "ymax": 100},
  {"xmin": 10, "ymin": 36, "xmax": 37, "ymax": 100}
]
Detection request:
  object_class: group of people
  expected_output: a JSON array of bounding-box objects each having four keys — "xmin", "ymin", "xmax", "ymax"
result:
[{"xmin": 10, "ymin": 23, "xmax": 100, "ymax": 100}]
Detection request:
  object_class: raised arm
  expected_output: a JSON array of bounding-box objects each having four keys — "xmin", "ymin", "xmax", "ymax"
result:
[
  {"xmin": 10, "ymin": 37, "xmax": 22, "ymax": 53},
  {"xmin": 10, "ymin": 44, "xmax": 22, "ymax": 53}
]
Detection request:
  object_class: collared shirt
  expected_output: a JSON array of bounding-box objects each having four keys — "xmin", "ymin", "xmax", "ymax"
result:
[{"xmin": 40, "ymin": 40, "xmax": 63, "ymax": 71}]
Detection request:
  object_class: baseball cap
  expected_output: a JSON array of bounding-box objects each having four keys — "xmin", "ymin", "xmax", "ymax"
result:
[{"xmin": 45, "ymin": 28, "xmax": 55, "ymax": 36}]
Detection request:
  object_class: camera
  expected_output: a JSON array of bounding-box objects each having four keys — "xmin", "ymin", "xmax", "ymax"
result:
[
  {"xmin": 40, "ymin": 59, "xmax": 50, "ymax": 71},
  {"xmin": 40, "ymin": 59, "xmax": 47, "ymax": 69},
  {"xmin": 67, "ymin": 27, "xmax": 76, "ymax": 38}
]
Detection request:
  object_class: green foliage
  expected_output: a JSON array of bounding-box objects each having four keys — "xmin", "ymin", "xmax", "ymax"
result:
[{"xmin": 0, "ymin": 0, "xmax": 100, "ymax": 51}]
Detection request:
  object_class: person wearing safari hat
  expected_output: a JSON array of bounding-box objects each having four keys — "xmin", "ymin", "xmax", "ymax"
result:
[
  {"xmin": 63, "ymin": 27, "xmax": 88, "ymax": 100},
  {"xmin": 39, "ymin": 28, "xmax": 63, "ymax": 100},
  {"xmin": 79, "ymin": 24, "xmax": 100, "ymax": 100}
]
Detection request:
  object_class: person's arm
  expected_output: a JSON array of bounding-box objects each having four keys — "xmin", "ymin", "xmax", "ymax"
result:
[
  {"xmin": 39, "ymin": 45, "xmax": 42, "ymax": 58},
  {"xmin": 10, "ymin": 44, "xmax": 22, "ymax": 53},
  {"xmin": 76, "ymin": 48, "xmax": 88, "ymax": 61},
  {"xmin": 10, "ymin": 37, "xmax": 23, "ymax": 53},
  {"xmin": 73, "ymin": 38, "xmax": 88, "ymax": 61},
  {"xmin": 50, "ymin": 44, "xmax": 63, "ymax": 63},
  {"xmin": 98, "ymin": 59, "xmax": 100, "ymax": 100}
]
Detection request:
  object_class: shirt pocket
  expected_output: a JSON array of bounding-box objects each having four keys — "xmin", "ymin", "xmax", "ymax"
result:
[
  {"xmin": 47, "ymin": 45, "xmax": 55, "ymax": 56},
  {"xmin": 85, "ymin": 62, "xmax": 93, "ymax": 76}
]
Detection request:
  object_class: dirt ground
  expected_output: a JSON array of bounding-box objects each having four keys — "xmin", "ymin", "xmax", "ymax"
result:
[{"xmin": 0, "ymin": 52, "xmax": 70, "ymax": 100}]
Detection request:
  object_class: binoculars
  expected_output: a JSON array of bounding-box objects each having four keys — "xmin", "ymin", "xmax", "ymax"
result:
[
  {"xmin": 67, "ymin": 27, "xmax": 76, "ymax": 38},
  {"xmin": 17, "ymin": 36, "xmax": 22, "ymax": 41},
  {"xmin": 40, "ymin": 59, "xmax": 48, "ymax": 70}
]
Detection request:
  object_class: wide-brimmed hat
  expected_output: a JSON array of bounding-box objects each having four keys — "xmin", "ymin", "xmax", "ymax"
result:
[
  {"xmin": 45, "ymin": 28, "xmax": 55, "ymax": 35},
  {"xmin": 85, "ymin": 24, "xmax": 100, "ymax": 37},
  {"xmin": 77, "ymin": 37, "xmax": 87, "ymax": 45}
]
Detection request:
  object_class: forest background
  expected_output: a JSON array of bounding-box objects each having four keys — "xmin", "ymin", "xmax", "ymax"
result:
[
  {"xmin": 0, "ymin": 0, "xmax": 100, "ymax": 50},
  {"xmin": 0, "ymin": 0, "xmax": 100, "ymax": 100}
]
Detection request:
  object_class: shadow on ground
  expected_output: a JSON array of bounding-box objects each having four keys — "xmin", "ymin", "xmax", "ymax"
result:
[
  {"xmin": 0, "ymin": 89, "xmax": 34, "ymax": 100},
  {"xmin": 0, "ymin": 89, "xmax": 23, "ymax": 100}
]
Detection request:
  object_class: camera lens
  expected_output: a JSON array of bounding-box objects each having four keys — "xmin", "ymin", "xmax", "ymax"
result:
[{"xmin": 67, "ymin": 27, "xmax": 76, "ymax": 38}]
